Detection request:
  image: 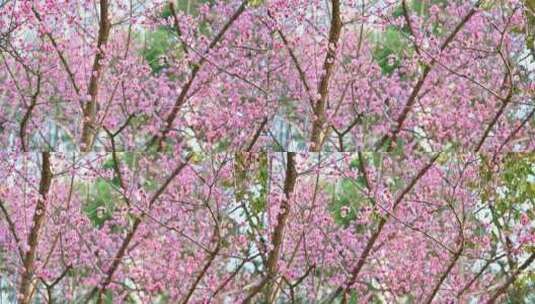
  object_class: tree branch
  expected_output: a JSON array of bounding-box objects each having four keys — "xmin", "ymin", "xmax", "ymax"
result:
[
  {"xmin": 242, "ymin": 152, "xmax": 297, "ymax": 303},
  {"xmin": 377, "ymin": 2, "xmax": 481, "ymax": 151},
  {"xmin": 18, "ymin": 152, "xmax": 53, "ymax": 304},
  {"xmin": 149, "ymin": 1, "xmax": 248, "ymax": 151},
  {"xmin": 322, "ymin": 153, "xmax": 440, "ymax": 303},
  {"xmin": 486, "ymin": 252, "xmax": 535, "ymax": 304},
  {"xmin": 19, "ymin": 73, "xmax": 41, "ymax": 152},
  {"xmin": 423, "ymin": 242, "xmax": 464, "ymax": 304},
  {"xmin": 87, "ymin": 155, "xmax": 192, "ymax": 303},
  {"xmin": 81, "ymin": 0, "xmax": 112, "ymax": 152},
  {"xmin": 310, "ymin": 0, "xmax": 342, "ymax": 151}
]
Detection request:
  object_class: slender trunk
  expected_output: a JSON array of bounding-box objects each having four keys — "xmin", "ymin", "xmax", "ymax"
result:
[
  {"xmin": 310, "ymin": 0, "xmax": 342, "ymax": 151},
  {"xmin": 242, "ymin": 152, "xmax": 297, "ymax": 303},
  {"xmin": 81, "ymin": 0, "xmax": 111, "ymax": 151},
  {"xmin": 19, "ymin": 152, "xmax": 53, "ymax": 304}
]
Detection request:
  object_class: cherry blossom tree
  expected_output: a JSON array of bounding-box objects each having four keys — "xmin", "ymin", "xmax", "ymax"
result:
[{"xmin": 0, "ymin": 0, "xmax": 534, "ymax": 303}]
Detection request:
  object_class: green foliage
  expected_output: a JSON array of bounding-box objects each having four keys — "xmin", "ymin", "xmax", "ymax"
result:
[
  {"xmin": 232, "ymin": 153, "xmax": 269, "ymax": 254},
  {"xmin": 141, "ymin": 0, "xmax": 215, "ymax": 73},
  {"xmin": 479, "ymin": 152, "xmax": 535, "ymax": 286},
  {"xmin": 175, "ymin": 0, "xmax": 215, "ymax": 16},
  {"xmin": 103, "ymin": 290, "xmax": 114, "ymax": 304},
  {"xmin": 248, "ymin": 0, "xmax": 264, "ymax": 7},
  {"xmin": 328, "ymin": 154, "xmax": 375, "ymax": 228},
  {"xmin": 255, "ymin": 156, "xmax": 269, "ymax": 213},
  {"xmin": 83, "ymin": 153, "xmax": 141, "ymax": 228},
  {"xmin": 214, "ymin": 138, "xmax": 232, "ymax": 153},
  {"xmin": 505, "ymin": 271, "xmax": 535, "ymax": 303},
  {"xmin": 525, "ymin": 0, "xmax": 535, "ymax": 60},
  {"xmin": 372, "ymin": 26, "xmax": 405, "ymax": 75},
  {"xmin": 407, "ymin": 0, "xmax": 449, "ymax": 17},
  {"xmin": 329, "ymin": 178, "xmax": 362, "ymax": 226},
  {"xmin": 142, "ymin": 28, "xmax": 175, "ymax": 73},
  {"xmin": 348, "ymin": 287, "xmax": 359, "ymax": 303},
  {"xmin": 490, "ymin": 154, "xmax": 535, "ymax": 222},
  {"xmin": 83, "ymin": 178, "xmax": 116, "ymax": 228},
  {"xmin": 373, "ymin": 0, "xmax": 454, "ymax": 75},
  {"xmin": 102, "ymin": 152, "xmax": 137, "ymax": 171},
  {"xmin": 234, "ymin": 153, "xmax": 269, "ymax": 222}
]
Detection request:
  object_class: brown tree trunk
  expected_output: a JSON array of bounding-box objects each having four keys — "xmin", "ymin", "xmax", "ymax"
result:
[
  {"xmin": 18, "ymin": 152, "xmax": 53, "ymax": 304},
  {"xmin": 310, "ymin": 0, "xmax": 342, "ymax": 151},
  {"xmin": 81, "ymin": 0, "xmax": 111, "ymax": 152},
  {"xmin": 242, "ymin": 152, "xmax": 297, "ymax": 303}
]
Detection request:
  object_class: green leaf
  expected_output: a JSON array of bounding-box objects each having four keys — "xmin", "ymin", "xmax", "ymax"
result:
[
  {"xmin": 328, "ymin": 177, "xmax": 368, "ymax": 227},
  {"xmin": 248, "ymin": 0, "xmax": 264, "ymax": 7},
  {"xmin": 349, "ymin": 290, "xmax": 359, "ymax": 304},
  {"xmin": 141, "ymin": 28, "xmax": 175, "ymax": 73},
  {"xmin": 83, "ymin": 178, "xmax": 116, "ymax": 227}
]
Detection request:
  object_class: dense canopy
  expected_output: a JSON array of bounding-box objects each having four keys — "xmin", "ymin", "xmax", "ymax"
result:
[{"xmin": 0, "ymin": 0, "xmax": 534, "ymax": 303}]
